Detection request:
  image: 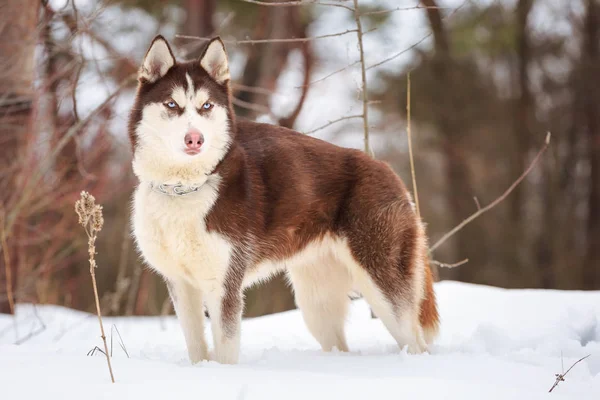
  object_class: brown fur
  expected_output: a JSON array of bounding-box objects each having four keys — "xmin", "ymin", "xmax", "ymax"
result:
[
  {"xmin": 202, "ymin": 120, "xmax": 436, "ymax": 329},
  {"xmin": 419, "ymin": 259, "xmax": 440, "ymax": 336}
]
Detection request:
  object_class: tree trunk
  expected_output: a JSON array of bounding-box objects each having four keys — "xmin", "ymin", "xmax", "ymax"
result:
[
  {"xmin": 420, "ymin": 0, "xmax": 480, "ymax": 280},
  {"xmin": 583, "ymin": 0, "xmax": 600, "ymax": 289},
  {"xmin": 0, "ymin": 0, "xmax": 39, "ymax": 314},
  {"xmin": 236, "ymin": 6, "xmax": 294, "ymax": 119},
  {"xmin": 513, "ymin": 0, "xmax": 543, "ymax": 285},
  {"xmin": 511, "ymin": 0, "xmax": 534, "ymax": 226},
  {"xmin": 183, "ymin": 0, "xmax": 216, "ymax": 59},
  {"xmin": 235, "ymin": 5, "xmax": 312, "ymax": 127}
]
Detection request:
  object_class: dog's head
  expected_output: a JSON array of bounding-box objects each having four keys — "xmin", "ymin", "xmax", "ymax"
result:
[{"xmin": 129, "ymin": 36, "xmax": 233, "ymax": 184}]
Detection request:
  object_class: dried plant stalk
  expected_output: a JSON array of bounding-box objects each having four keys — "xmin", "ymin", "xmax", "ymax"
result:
[
  {"xmin": 406, "ymin": 72, "xmax": 420, "ymax": 218},
  {"xmin": 0, "ymin": 208, "xmax": 15, "ymax": 315},
  {"xmin": 75, "ymin": 191, "xmax": 115, "ymax": 383}
]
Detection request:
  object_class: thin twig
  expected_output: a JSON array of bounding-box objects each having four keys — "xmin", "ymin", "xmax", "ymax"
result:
[
  {"xmin": 176, "ymin": 29, "xmax": 358, "ymax": 45},
  {"xmin": 548, "ymin": 354, "xmax": 591, "ymax": 393},
  {"xmin": 240, "ymin": 0, "xmax": 355, "ymax": 12},
  {"xmin": 14, "ymin": 305, "xmax": 46, "ymax": 345},
  {"xmin": 301, "ymin": 29, "xmax": 431, "ymax": 87},
  {"xmin": 180, "ymin": 11, "xmax": 236, "ymax": 58},
  {"xmin": 110, "ymin": 324, "xmax": 130, "ymax": 358},
  {"xmin": 298, "ymin": 60, "xmax": 361, "ymax": 88},
  {"xmin": 353, "ymin": 0, "xmax": 370, "ymax": 156},
  {"xmin": 359, "ymin": 5, "xmax": 453, "ymax": 17},
  {"xmin": 53, "ymin": 314, "xmax": 93, "ymax": 342},
  {"xmin": 87, "ymin": 346, "xmax": 106, "ymax": 357},
  {"xmin": 366, "ymin": 0, "xmax": 469, "ymax": 71},
  {"xmin": 232, "ymin": 83, "xmax": 277, "ymax": 96},
  {"xmin": 71, "ymin": 62, "xmax": 83, "ymax": 122},
  {"xmin": 304, "ymin": 114, "xmax": 362, "ymax": 135},
  {"xmin": 430, "ymin": 132, "xmax": 551, "ymax": 253},
  {"xmin": 430, "ymin": 258, "xmax": 469, "ymax": 269},
  {"xmin": 232, "ymin": 97, "xmax": 276, "ymax": 119},
  {"xmin": 367, "ymin": 33, "xmax": 432, "ymax": 70},
  {"xmin": 473, "ymin": 196, "xmax": 481, "ymax": 210},
  {"xmin": 406, "ymin": 72, "xmax": 420, "ymax": 218}
]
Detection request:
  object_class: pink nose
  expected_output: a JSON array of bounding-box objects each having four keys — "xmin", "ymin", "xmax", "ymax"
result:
[{"xmin": 184, "ymin": 129, "xmax": 204, "ymax": 151}]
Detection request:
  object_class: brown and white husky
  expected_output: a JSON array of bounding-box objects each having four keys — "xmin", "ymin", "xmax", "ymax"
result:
[{"xmin": 129, "ymin": 35, "xmax": 439, "ymax": 364}]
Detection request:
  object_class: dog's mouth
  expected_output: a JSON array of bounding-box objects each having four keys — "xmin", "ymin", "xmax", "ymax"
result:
[{"xmin": 184, "ymin": 148, "xmax": 202, "ymax": 156}]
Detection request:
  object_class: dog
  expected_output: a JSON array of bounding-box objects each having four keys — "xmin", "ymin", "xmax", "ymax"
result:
[{"xmin": 129, "ymin": 35, "xmax": 439, "ymax": 365}]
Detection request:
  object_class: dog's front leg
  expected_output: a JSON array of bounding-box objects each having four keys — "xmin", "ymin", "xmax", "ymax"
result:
[
  {"xmin": 167, "ymin": 279, "xmax": 209, "ymax": 364},
  {"xmin": 204, "ymin": 265, "xmax": 244, "ymax": 364}
]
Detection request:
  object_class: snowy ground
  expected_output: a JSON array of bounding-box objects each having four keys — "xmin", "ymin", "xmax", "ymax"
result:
[{"xmin": 1, "ymin": 281, "xmax": 599, "ymax": 399}]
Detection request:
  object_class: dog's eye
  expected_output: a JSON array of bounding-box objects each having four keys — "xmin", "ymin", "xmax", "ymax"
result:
[
  {"xmin": 165, "ymin": 101, "xmax": 178, "ymax": 109},
  {"xmin": 202, "ymin": 102, "xmax": 213, "ymax": 110}
]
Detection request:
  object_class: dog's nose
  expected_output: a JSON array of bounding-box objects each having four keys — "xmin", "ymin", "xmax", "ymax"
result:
[{"xmin": 184, "ymin": 129, "xmax": 204, "ymax": 150}]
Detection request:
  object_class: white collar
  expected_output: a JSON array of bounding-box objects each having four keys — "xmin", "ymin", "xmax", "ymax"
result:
[{"xmin": 149, "ymin": 182, "xmax": 204, "ymax": 197}]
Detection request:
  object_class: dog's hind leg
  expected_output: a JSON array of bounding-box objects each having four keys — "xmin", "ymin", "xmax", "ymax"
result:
[
  {"xmin": 344, "ymin": 205, "xmax": 430, "ymax": 354},
  {"xmin": 287, "ymin": 258, "xmax": 352, "ymax": 352},
  {"xmin": 353, "ymin": 267, "xmax": 427, "ymax": 354}
]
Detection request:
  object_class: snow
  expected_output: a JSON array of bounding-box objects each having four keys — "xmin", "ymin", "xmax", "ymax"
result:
[{"xmin": 1, "ymin": 281, "xmax": 599, "ymax": 399}]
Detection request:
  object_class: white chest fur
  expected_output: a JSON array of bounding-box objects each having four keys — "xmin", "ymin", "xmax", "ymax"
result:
[{"xmin": 132, "ymin": 175, "xmax": 233, "ymax": 288}]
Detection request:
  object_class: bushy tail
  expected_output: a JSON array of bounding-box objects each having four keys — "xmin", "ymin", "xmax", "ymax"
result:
[{"xmin": 419, "ymin": 259, "xmax": 439, "ymax": 344}]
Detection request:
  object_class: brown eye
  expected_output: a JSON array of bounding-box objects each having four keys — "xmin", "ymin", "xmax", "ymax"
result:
[{"xmin": 201, "ymin": 102, "xmax": 213, "ymax": 110}]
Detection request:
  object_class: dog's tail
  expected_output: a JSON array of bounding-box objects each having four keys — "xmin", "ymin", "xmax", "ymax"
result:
[{"xmin": 419, "ymin": 258, "xmax": 440, "ymax": 345}]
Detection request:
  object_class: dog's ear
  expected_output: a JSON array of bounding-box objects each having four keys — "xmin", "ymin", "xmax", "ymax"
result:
[
  {"xmin": 199, "ymin": 37, "xmax": 230, "ymax": 85},
  {"xmin": 139, "ymin": 35, "xmax": 176, "ymax": 83}
]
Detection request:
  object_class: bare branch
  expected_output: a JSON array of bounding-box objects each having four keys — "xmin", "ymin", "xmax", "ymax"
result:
[
  {"xmin": 359, "ymin": 5, "xmax": 454, "ymax": 17},
  {"xmin": 14, "ymin": 305, "xmax": 46, "ymax": 345},
  {"xmin": 298, "ymin": 60, "xmax": 361, "ymax": 88},
  {"xmin": 367, "ymin": 32, "xmax": 432, "ymax": 70},
  {"xmin": 110, "ymin": 324, "xmax": 130, "ymax": 358},
  {"xmin": 473, "ymin": 196, "xmax": 481, "ymax": 210},
  {"xmin": 231, "ymin": 97, "xmax": 276, "ymax": 119},
  {"xmin": 430, "ymin": 132, "xmax": 551, "ymax": 253},
  {"xmin": 232, "ymin": 83, "xmax": 277, "ymax": 96},
  {"xmin": 176, "ymin": 29, "xmax": 358, "ymax": 45},
  {"xmin": 366, "ymin": 0, "xmax": 469, "ymax": 71},
  {"xmin": 304, "ymin": 114, "xmax": 362, "ymax": 135},
  {"xmin": 548, "ymin": 354, "xmax": 591, "ymax": 393},
  {"xmin": 180, "ymin": 11, "xmax": 236, "ymax": 58},
  {"xmin": 71, "ymin": 63, "xmax": 83, "ymax": 122},
  {"xmin": 240, "ymin": 0, "xmax": 355, "ymax": 12},
  {"xmin": 431, "ymin": 258, "xmax": 469, "ymax": 268}
]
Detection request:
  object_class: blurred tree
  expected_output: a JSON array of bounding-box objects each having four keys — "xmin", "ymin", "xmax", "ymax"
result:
[
  {"xmin": 511, "ymin": 0, "xmax": 535, "ymax": 282},
  {"xmin": 419, "ymin": 0, "xmax": 485, "ymax": 281},
  {"xmin": 582, "ymin": 0, "xmax": 600, "ymax": 289},
  {"xmin": 374, "ymin": 1, "xmax": 598, "ymax": 289},
  {"xmin": 0, "ymin": 0, "xmax": 39, "ymax": 314},
  {"xmin": 183, "ymin": 0, "xmax": 216, "ymax": 58}
]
